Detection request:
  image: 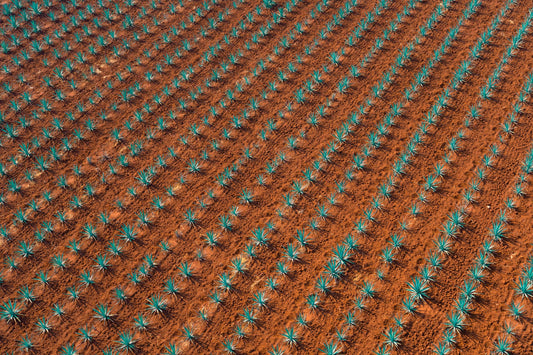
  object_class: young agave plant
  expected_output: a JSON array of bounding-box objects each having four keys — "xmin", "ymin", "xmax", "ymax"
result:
[
  {"xmin": 164, "ymin": 278, "xmax": 180, "ymax": 297},
  {"xmin": 222, "ymin": 338, "xmax": 236, "ymax": 353},
  {"xmin": 218, "ymin": 273, "xmax": 233, "ymax": 292},
  {"xmin": 18, "ymin": 285, "xmax": 36, "ymax": 303},
  {"xmin": 93, "ymin": 304, "xmax": 114, "ymax": 322},
  {"xmin": 146, "ymin": 294, "xmax": 167, "ymax": 314},
  {"xmin": 1, "ymin": 299, "xmax": 21, "ymax": 323},
  {"xmin": 240, "ymin": 307, "xmax": 257, "ymax": 325},
  {"xmin": 493, "ymin": 336, "xmax": 513, "ymax": 355},
  {"xmin": 34, "ymin": 271, "xmax": 51, "ymax": 286},
  {"xmin": 78, "ymin": 325, "xmax": 94, "ymax": 343},
  {"xmin": 17, "ymin": 241, "xmax": 34, "ymax": 258},
  {"xmin": 182, "ymin": 325, "xmax": 196, "ymax": 343},
  {"xmin": 178, "ymin": 261, "xmax": 193, "ymax": 279},
  {"xmin": 219, "ymin": 214, "xmax": 233, "ymax": 231},
  {"xmin": 251, "ymin": 227, "xmax": 269, "ymax": 246},
  {"xmin": 407, "ymin": 276, "xmax": 429, "ymax": 301},
  {"xmin": 116, "ymin": 331, "xmax": 137, "ymax": 353},
  {"xmin": 134, "ymin": 313, "xmax": 150, "ymax": 331},
  {"xmin": 18, "ymin": 334, "xmax": 34, "ymax": 352},
  {"xmin": 382, "ymin": 327, "xmax": 402, "ymax": 348},
  {"xmin": 282, "ymin": 326, "xmax": 299, "ymax": 347},
  {"xmin": 319, "ymin": 340, "xmax": 342, "ymax": 355},
  {"xmin": 119, "ymin": 224, "xmax": 137, "ymax": 242},
  {"xmin": 163, "ymin": 342, "xmax": 180, "ymax": 355},
  {"xmin": 445, "ymin": 310, "xmax": 466, "ymax": 333},
  {"xmin": 35, "ymin": 317, "xmax": 52, "ymax": 334}
]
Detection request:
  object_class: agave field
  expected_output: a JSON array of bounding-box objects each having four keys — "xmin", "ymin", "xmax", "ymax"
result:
[{"xmin": 2, "ymin": 0, "xmax": 533, "ymax": 353}]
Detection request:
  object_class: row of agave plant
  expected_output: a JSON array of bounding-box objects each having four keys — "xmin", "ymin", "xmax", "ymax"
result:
[
  {"xmin": 367, "ymin": 7, "xmax": 533, "ymax": 355},
  {"xmin": 0, "ymin": 0, "xmax": 349, "ymax": 352},
  {"xmin": 0, "ymin": 0, "xmax": 306, "ymax": 225},
  {"xmin": 0, "ymin": 0, "xmax": 250, "ymax": 278},
  {"xmin": 165, "ymin": 0, "xmax": 490, "ymax": 352},
  {"xmin": 0, "ymin": 0, "xmax": 230, "ymax": 178},
  {"xmin": 260, "ymin": 0, "xmax": 520, "ymax": 352},
  {"xmin": 45, "ymin": 0, "xmax": 416, "ymax": 350},
  {"xmin": 0, "ymin": 0, "xmax": 258, "ymax": 326},
  {"xmin": 0, "ymin": 0, "xmax": 272, "ymax": 257},
  {"xmin": 105, "ymin": 0, "xmax": 404, "ymax": 352},
  {"xmin": 51, "ymin": 0, "xmax": 374, "ymax": 353},
  {"xmin": 489, "ymin": 178, "xmax": 533, "ymax": 355},
  {"xmin": 0, "ymin": 0, "xmax": 326, "ymax": 299}
]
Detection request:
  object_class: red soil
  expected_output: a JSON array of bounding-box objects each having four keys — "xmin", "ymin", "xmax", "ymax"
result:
[{"xmin": 1, "ymin": 0, "xmax": 533, "ymax": 354}]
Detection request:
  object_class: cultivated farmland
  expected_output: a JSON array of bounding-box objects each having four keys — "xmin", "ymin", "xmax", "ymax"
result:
[{"xmin": 1, "ymin": 0, "xmax": 533, "ymax": 353}]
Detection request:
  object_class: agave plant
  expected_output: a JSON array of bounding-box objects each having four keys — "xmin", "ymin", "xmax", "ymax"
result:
[
  {"xmin": 35, "ymin": 317, "xmax": 52, "ymax": 334},
  {"xmin": 509, "ymin": 300, "xmax": 524, "ymax": 320},
  {"xmin": 136, "ymin": 170, "xmax": 152, "ymax": 186},
  {"xmin": 306, "ymin": 293, "xmax": 320, "ymax": 310},
  {"xmin": 18, "ymin": 334, "xmax": 34, "ymax": 352},
  {"xmin": 445, "ymin": 310, "xmax": 466, "ymax": 333},
  {"xmin": 222, "ymin": 338, "xmax": 236, "ymax": 353},
  {"xmin": 432, "ymin": 342, "xmax": 450, "ymax": 355},
  {"xmin": 319, "ymin": 341, "xmax": 342, "ymax": 355},
  {"xmin": 51, "ymin": 253, "xmax": 67, "ymax": 269},
  {"xmin": 1, "ymin": 299, "xmax": 21, "ymax": 323},
  {"xmin": 18, "ymin": 285, "xmax": 36, "ymax": 303},
  {"xmin": 34, "ymin": 271, "xmax": 51, "ymax": 286},
  {"xmin": 239, "ymin": 188, "xmax": 254, "ymax": 204},
  {"xmin": 51, "ymin": 303, "xmax": 65, "ymax": 318},
  {"xmin": 116, "ymin": 331, "xmax": 137, "ymax": 353},
  {"xmin": 251, "ymin": 227, "xmax": 269, "ymax": 246},
  {"xmin": 17, "ymin": 241, "xmax": 34, "ymax": 258},
  {"xmin": 79, "ymin": 270, "xmax": 95, "ymax": 287},
  {"xmin": 178, "ymin": 262, "xmax": 193, "ymax": 279},
  {"xmin": 184, "ymin": 209, "xmax": 198, "ymax": 225},
  {"xmin": 78, "ymin": 325, "xmax": 94, "ymax": 343},
  {"xmin": 182, "ymin": 324, "xmax": 196, "ymax": 343},
  {"xmin": 119, "ymin": 224, "xmax": 137, "ymax": 242},
  {"xmin": 93, "ymin": 304, "xmax": 114, "ymax": 322},
  {"xmin": 489, "ymin": 221, "xmax": 506, "ymax": 241},
  {"xmin": 240, "ymin": 307, "xmax": 257, "ymax": 325},
  {"xmin": 282, "ymin": 326, "xmax": 299, "ymax": 347},
  {"xmin": 493, "ymin": 335, "xmax": 513, "ymax": 355},
  {"xmin": 146, "ymin": 294, "xmax": 167, "ymax": 314},
  {"xmin": 382, "ymin": 327, "xmax": 402, "ymax": 348},
  {"xmin": 407, "ymin": 276, "xmax": 429, "ymax": 301},
  {"xmin": 219, "ymin": 214, "xmax": 233, "ymax": 231}
]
